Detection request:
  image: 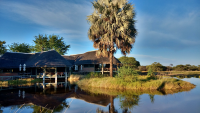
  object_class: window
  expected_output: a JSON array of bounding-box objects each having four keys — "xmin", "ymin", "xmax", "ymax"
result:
[{"xmin": 75, "ymin": 65, "xmax": 78, "ymax": 70}]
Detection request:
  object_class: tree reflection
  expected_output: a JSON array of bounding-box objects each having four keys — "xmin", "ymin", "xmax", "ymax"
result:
[
  {"xmin": 96, "ymin": 96, "xmax": 118, "ymax": 113},
  {"xmin": 96, "ymin": 95, "xmax": 139, "ymax": 113},
  {"xmin": 119, "ymin": 95, "xmax": 140, "ymax": 110},
  {"xmin": 31, "ymin": 101, "xmax": 69, "ymax": 113},
  {"xmin": 149, "ymin": 94, "xmax": 155, "ymax": 103},
  {"xmin": 54, "ymin": 101, "xmax": 69, "ymax": 112},
  {"xmin": 109, "ymin": 96, "xmax": 117, "ymax": 113}
]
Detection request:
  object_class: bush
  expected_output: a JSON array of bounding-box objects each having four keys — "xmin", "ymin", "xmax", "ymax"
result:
[
  {"xmin": 138, "ymin": 66, "xmax": 147, "ymax": 71},
  {"xmin": 147, "ymin": 67, "xmax": 156, "ymax": 79},
  {"xmin": 86, "ymin": 72, "xmax": 104, "ymax": 78},
  {"xmin": 117, "ymin": 66, "xmax": 139, "ymax": 82}
]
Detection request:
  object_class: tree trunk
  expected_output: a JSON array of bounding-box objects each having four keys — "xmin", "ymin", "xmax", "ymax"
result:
[
  {"xmin": 110, "ymin": 52, "xmax": 113, "ymax": 77},
  {"xmin": 110, "ymin": 34, "xmax": 113, "ymax": 77}
]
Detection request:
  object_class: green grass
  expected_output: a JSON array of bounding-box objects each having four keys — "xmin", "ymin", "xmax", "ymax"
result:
[{"xmin": 77, "ymin": 76, "xmax": 196, "ymax": 90}]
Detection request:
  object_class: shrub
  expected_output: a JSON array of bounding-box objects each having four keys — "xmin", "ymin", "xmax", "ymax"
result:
[
  {"xmin": 86, "ymin": 72, "xmax": 103, "ymax": 78},
  {"xmin": 147, "ymin": 67, "xmax": 155, "ymax": 78},
  {"xmin": 117, "ymin": 66, "xmax": 139, "ymax": 82}
]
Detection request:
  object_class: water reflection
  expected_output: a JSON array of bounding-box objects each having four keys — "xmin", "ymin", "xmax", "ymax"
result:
[
  {"xmin": 0, "ymin": 77, "xmax": 199, "ymax": 113},
  {"xmin": 149, "ymin": 94, "xmax": 155, "ymax": 103},
  {"xmin": 0, "ymin": 81, "xmax": 114, "ymax": 112}
]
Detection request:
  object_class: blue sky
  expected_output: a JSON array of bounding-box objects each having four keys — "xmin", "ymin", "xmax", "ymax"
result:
[{"xmin": 0, "ymin": 0, "xmax": 199, "ymax": 66}]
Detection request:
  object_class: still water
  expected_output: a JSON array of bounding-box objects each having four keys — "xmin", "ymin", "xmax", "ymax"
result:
[{"xmin": 0, "ymin": 77, "xmax": 200, "ymax": 113}]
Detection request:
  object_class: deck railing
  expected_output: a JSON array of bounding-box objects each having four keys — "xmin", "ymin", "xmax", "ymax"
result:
[
  {"xmin": 36, "ymin": 72, "xmax": 67, "ymax": 78},
  {"xmin": 95, "ymin": 68, "xmax": 117, "ymax": 72}
]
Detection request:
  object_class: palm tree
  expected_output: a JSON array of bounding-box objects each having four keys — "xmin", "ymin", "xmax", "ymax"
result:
[{"xmin": 87, "ymin": 0, "xmax": 137, "ymax": 77}]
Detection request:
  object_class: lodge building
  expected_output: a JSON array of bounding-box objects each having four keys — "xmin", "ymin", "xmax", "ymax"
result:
[{"xmin": 0, "ymin": 50, "xmax": 121, "ymax": 78}]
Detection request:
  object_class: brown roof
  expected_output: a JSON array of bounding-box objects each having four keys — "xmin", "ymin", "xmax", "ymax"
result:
[
  {"xmin": 63, "ymin": 51, "xmax": 121, "ymax": 65},
  {"xmin": 0, "ymin": 50, "xmax": 120, "ymax": 69},
  {"xmin": 25, "ymin": 50, "xmax": 72, "ymax": 67},
  {"xmin": 0, "ymin": 52, "xmax": 32, "ymax": 69},
  {"xmin": 0, "ymin": 50, "xmax": 72, "ymax": 69}
]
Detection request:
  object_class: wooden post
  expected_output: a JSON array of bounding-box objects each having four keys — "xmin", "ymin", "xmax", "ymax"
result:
[
  {"xmin": 55, "ymin": 67, "xmax": 57, "ymax": 84},
  {"xmin": 102, "ymin": 64, "xmax": 104, "ymax": 75},
  {"xmin": 43, "ymin": 68, "xmax": 46, "ymax": 93},
  {"xmin": 65, "ymin": 80, "xmax": 67, "ymax": 92},
  {"xmin": 43, "ymin": 84, "xmax": 45, "ymax": 93},
  {"xmin": 65, "ymin": 67, "xmax": 67, "ymax": 81},
  {"xmin": 43, "ymin": 68, "xmax": 46, "ymax": 85}
]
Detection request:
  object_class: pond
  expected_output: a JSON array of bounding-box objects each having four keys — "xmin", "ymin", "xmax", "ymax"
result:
[{"xmin": 0, "ymin": 77, "xmax": 200, "ymax": 113}]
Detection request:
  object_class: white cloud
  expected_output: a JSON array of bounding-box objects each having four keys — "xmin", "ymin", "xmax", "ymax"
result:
[{"xmin": 0, "ymin": 0, "xmax": 92, "ymax": 36}]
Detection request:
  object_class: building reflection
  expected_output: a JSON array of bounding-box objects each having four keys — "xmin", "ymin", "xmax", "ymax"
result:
[{"xmin": 0, "ymin": 82, "xmax": 115, "ymax": 111}]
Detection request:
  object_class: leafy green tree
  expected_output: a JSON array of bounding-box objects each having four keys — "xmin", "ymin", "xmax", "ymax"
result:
[
  {"xmin": 147, "ymin": 62, "xmax": 163, "ymax": 71},
  {"xmin": 48, "ymin": 34, "xmax": 70, "ymax": 55},
  {"xmin": 33, "ymin": 34, "xmax": 70, "ymax": 55},
  {"xmin": 87, "ymin": 0, "xmax": 137, "ymax": 77},
  {"xmin": 8, "ymin": 42, "xmax": 32, "ymax": 53},
  {"xmin": 185, "ymin": 64, "xmax": 191, "ymax": 71},
  {"xmin": 173, "ymin": 64, "xmax": 188, "ymax": 71},
  {"xmin": 138, "ymin": 66, "xmax": 147, "ymax": 71},
  {"xmin": 33, "ymin": 34, "xmax": 49, "ymax": 52},
  {"xmin": 189, "ymin": 65, "xmax": 198, "ymax": 71},
  {"xmin": 147, "ymin": 66, "xmax": 155, "ymax": 77},
  {"xmin": 173, "ymin": 65, "xmax": 182, "ymax": 71},
  {"xmin": 198, "ymin": 65, "xmax": 200, "ymax": 71},
  {"xmin": 0, "ymin": 40, "xmax": 7, "ymax": 55},
  {"xmin": 118, "ymin": 65, "xmax": 138, "ymax": 82},
  {"xmin": 118, "ymin": 56, "xmax": 140, "ymax": 69}
]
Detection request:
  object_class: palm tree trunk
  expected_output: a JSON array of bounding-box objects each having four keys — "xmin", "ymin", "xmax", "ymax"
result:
[
  {"xmin": 110, "ymin": 52, "xmax": 113, "ymax": 77},
  {"xmin": 110, "ymin": 34, "xmax": 113, "ymax": 77}
]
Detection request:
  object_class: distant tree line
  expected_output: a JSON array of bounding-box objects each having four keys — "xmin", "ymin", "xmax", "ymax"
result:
[
  {"xmin": 139, "ymin": 62, "xmax": 200, "ymax": 71},
  {"xmin": 0, "ymin": 34, "xmax": 70, "ymax": 55},
  {"xmin": 117, "ymin": 57, "xmax": 200, "ymax": 71}
]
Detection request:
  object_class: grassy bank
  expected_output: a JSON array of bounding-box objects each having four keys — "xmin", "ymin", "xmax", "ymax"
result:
[{"xmin": 77, "ymin": 76, "xmax": 196, "ymax": 90}]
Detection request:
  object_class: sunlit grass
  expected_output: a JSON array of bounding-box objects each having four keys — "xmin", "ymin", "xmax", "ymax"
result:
[
  {"xmin": 77, "ymin": 76, "xmax": 195, "ymax": 90},
  {"xmin": 68, "ymin": 74, "xmax": 84, "ymax": 80}
]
